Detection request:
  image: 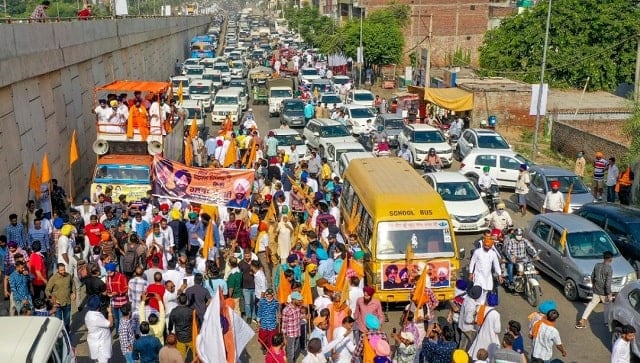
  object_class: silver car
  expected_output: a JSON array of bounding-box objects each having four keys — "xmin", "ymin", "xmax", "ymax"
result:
[
  {"xmin": 605, "ymin": 280, "xmax": 640, "ymax": 357},
  {"xmin": 526, "ymin": 213, "xmax": 636, "ymax": 301},
  {"xmin": 526, "ymin": 165, "xmax": 593, "ymax": 213}
]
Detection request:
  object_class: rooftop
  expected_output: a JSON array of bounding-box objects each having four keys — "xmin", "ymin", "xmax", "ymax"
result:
[
  {"xmin": 456, "ymin": 77, "xmax": 531, "ymax": 92},
  {"xmin": 547, "ymin": 90, "xmax": 630, "ymax": 113}
]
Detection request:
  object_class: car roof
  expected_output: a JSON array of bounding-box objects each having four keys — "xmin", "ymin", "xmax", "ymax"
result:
[
  {"xmin": 283, "ymin": 98, "xmax": 305, "ymax": 104},
  {"xmin": 343, "ymin": 104, "xmax": 372, "ymax": 110},
  {"xmin": 463, "ymin": 148, "xmax": 518, "ymax": 158},
  {"xmin": 529, "ymin": 165, "xmax": 578, "ymax": 176},
  {"xmin": 0, "ymin": 317, "xmax": 64, "ymax": 362},
  {"xmin": 466, "ymin": 128, "xmax": 501, "ymax": 136},
  {"xmin": 310, "ymin": 118, "xmax": 344, "ymax": 126},
  {"xmin": 351, "ymin": 89, "xmax": 373, "ymax": 94},
  {"xmin": 341, "ymin": 152, "xmax": 374, "ymax": 161},
  {"xmin": 333, "ymin": 75, "xmax": 350, "ymax": 79},
  {"xmin": 328, "ymin": 141, "xmax": 366, "ymax": 149},
  {"xmin": 426, "ymin": 171, "xmax": 472, "ymax": 183},
  {"xmin": 532, "ymin": 213, "xmax": 602, "ymax": 233},
  {"xmin": 270, "ymin": 128, "xmax": 300, "ymax": 136},
  {"xmin": 579, "ymin": 202, "xmax": 640, "ymax": 221},
  {"xmin": 320, "ymin": 93, "xmax": 341, "ymax": 98},
  {"xmin": 405, "ymin": 124, "xmax": 439, "ymax": 131}
]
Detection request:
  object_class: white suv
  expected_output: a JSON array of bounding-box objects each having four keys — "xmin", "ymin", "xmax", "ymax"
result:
[
  {"xmin": 397, "ymin": 124, "xmax": 453, "ymax": 168},
  {"xmin": 302, "ymin": 118, "xmax": 358, "ymax": 158}
]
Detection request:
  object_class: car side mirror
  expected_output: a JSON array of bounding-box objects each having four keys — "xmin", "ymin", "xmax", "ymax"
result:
[
  {"xmin": 313, "ymin": 132, "xmax": 320, "ymax": 137},
  {"xmin": 458, "ymin": 248, "xmax": 466, "ymax": 259}
]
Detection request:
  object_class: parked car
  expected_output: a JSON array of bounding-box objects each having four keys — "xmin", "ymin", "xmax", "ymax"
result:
[
  {"xmin": 605, "ymin": 280, "xmax": 640, "ymax": 358},
  {"xmin": 270, "ymin": 128, "xmax": 307, "ymax": 158},
  {"xmin": 526, "ymin": 165, "xmax": 592, "ymax": 213},
  {"xmin": 576, "ymin": 203, "xmax": 640, "ymax": 275},
  {"xmin": 526, "ymin": 213, "xmax": 636, "ymax": 301},
  {"xmin": 423, "ymin": 172, "xmax": 490, "ymax": 232},
  {"xmin": 302, "ymin": 118, "xmax": 358, "ymax": 157},
  {"xmin": 397, "ymin": 124, "xmax": 453, "ymax": 168},
  {"xmin": 458, "ymin": 149, "xmax": 530, "ymax": 188},
  {"xmin": 280, "ymin": 99, "xmax": 306, "ymax": 128},
  {"xmin": 456, "ymin": 128, "xmax": 511, "ymax": 161}
]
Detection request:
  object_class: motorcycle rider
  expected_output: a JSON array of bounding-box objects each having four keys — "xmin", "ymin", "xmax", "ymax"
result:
[
  {"xmin": 486, "ymin": 202, "xmax": 513, "ymax": 231},
  {"xmin": 504, "ymin": 228, "xmax": 539, "ymax": 290},
  {"xmin": 375, "ymin": 137, "xmax": 391, "ymax": 157},
  {"xmin": 478, "ymin": 166, "xmax": 499, "ymax": 191},
  {"xmin": 422, "ymin": 148, "xmax": 443, "ymax": 172}
]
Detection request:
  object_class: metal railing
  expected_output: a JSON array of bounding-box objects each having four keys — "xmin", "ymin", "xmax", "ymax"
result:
[{"xmin": 0, "ymin": 14, "xmax": 209, "ymax": 24}]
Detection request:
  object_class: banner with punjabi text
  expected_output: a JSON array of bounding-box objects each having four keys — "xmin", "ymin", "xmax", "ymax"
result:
[{"xmin": 152, "ymin": 156, "xmax": 254, "ymax": 207}]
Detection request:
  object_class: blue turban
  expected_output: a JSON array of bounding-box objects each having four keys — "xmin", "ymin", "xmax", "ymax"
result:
[{"xmin": 365, "ymin": 313, "xmax": 380, "ymax": 330}]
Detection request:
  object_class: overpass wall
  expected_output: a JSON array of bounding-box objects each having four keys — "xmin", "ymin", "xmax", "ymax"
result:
[{"xmin": 0, "ymin": 17, "xmax": 210, "ymax": 217}]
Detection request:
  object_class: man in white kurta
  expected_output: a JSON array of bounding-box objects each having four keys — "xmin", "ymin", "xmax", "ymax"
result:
[
  {"xmin": 276, "ymin": 215, "xmax": 294, "ymax": 263},
  {"xmin": 85, "ymin": 296, "xmax": 113, "ymax": 363},
  {"xmin": 468, "ymin": 305, "xmax": 501, "ymax": 360},
  {"xmin": 468, "ymin": 237, "xmax": 503, "ymax": 304}
]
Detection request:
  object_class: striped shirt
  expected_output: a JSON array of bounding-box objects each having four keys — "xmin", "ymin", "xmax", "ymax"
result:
[
  {"xmin": 128, "ymin": 277, "xmax": 149, "ymax": 312},
  {"xmin": 28, "ymin": 227, "xmax": 50, "ymax": 251},
  {"xmin": 257, "ymin": 298, "xmax": 280, "ymax": 330},
  {"xmin": 6, "ymin": 224, "xmax": 26, "ymax": 249},
  {"xmin": 593, "ymin": 158, "xmax": 608, "ymax": 180}
]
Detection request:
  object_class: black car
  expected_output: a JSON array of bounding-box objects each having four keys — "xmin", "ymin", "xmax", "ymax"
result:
[{"xmin": 576, "ymin": 203, "xmax": 640, "ymax": 275}]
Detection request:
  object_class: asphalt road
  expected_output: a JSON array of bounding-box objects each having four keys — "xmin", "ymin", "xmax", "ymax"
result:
[{"xmin": 21, "ymin": 99, "xmax": 613, "ymax": 362}]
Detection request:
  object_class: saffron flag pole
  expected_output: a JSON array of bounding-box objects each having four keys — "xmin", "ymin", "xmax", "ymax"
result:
[
  {"xmin": 563, "ymin": 183, "xmax": 574, "ymax": 213},
  {"xmin": 69, "ymin": 129, "xmax": 79, "ymax": 199},
  {"xmin": 40, "ymin": 153, "xmax": 51, "ymax": 206},
  {"xmin": 202, "ymin": 221, "xmax": 214, "ymax": 260},
  {"xmin": 28, "ymin": 162, "xmax": 40, "ymax": 200}
]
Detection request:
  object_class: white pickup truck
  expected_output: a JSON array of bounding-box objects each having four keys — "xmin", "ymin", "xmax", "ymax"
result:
[{"xmin": 267, "ymin": 78, "xmax": 294, "ymax": 117}]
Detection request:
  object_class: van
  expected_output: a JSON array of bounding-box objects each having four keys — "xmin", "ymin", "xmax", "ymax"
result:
[
  {"xmin": 180, "ymin": 99, "xmax": 206, "ymax": 127},
  {"xmin": 212, "ymin": 88, "xmax": 242, "ymax": 124},
  {"xmin": 0, "ymin": 317, "xmax": 75, "ymax": 362},
  {"xmin": 202, "ymin": 69, "xmax": 223, "ymax": 90},
  {"xmin": 526, "ymin": 213, "xmax": 636, "ymax": 301},
  {"xmin": 228, "ymin": 86, "xmax": 248, "ymax": 111},
  {"xmin": 188, "ymin": 79, "xmax": 214, "ymax": 111},
  {"xmin": 170, "ymin": 76, "xmax": 190, "ymax": 97},
  {"xmin": 337, "ymin": 151, "xmax": 374, "ymax": 178},
  {"xmin": 341, "ymin": 158, "xmax": 464, "ymax": 302}
]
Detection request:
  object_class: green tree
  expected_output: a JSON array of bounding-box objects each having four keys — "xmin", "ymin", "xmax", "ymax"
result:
[
  {"xmin": 622, "ymin": 101, "xmax": 640, "ymax": 164},
  {"xmin": 478, "ymin": 0, "xmax": 640, "ymax": 91},
  {"xmin": 284, "ymin": 5, "xmax": 336, "ymax": 48}
]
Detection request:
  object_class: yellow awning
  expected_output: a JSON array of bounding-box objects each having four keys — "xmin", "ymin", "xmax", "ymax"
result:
[{"xmin": 424, "ymin": 87, "xmax": 473, "ymax": 111}]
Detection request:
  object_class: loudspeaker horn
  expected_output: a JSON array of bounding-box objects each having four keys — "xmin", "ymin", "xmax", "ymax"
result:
[
  {"xmin": 147, "ymin": 140, "xmax": 163, "ymax": 155},
  {"xmin": 92, "ymin": 139, "xmax": 109, "ymax": 155}
]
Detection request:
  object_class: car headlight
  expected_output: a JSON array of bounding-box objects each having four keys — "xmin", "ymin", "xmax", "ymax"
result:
[
  {"xmin": 480, "ymin": 210, "xmax": 490, "ymax": 218},
  {"xmin": 582, "ymin": 275, "xmax": 592, "ymax": 285},
  {"xmin": 628, "ymin": 271, "xmax": 637, "ymax": 283},
  {"xmin": 438, "ymin": 148, "xmax": 453, "ymax": 154},
  {"xmin": 416, "ymin": 148, "xmax": 428, "ymax": 154}
]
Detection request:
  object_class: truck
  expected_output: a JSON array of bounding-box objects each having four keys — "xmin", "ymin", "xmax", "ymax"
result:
[
  {"xmin": 267, "ymin": 78, "xmax": 294, "ymax": 117},
  {"xmin": 91, "ymin": 80, "xmax": 183, "ymax": 203}
]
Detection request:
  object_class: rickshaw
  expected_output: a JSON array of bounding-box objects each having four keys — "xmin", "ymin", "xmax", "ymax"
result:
[
  {"xmin": 381, "ymin": 64, "xmax": 397, "ymax": 89},
  {"xmin": 388, "ymin": 91, "xmax": 421, "ymax": 122},
  {"xmin": 252, "ymin": 83, "xmax": 268, "ymax": 105},
  {"xmin": 249, "ymin": 66, "xmax": 273, "ymax": 86}
]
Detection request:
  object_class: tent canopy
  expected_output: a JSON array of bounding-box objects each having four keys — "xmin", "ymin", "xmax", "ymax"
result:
[
  {"xmin": 95, "ymin": 80, "xmax": 171, "ymax": 94},
  {"xmin": 424, "ymin": 87, "xmax": 473, "ymax": 112}
]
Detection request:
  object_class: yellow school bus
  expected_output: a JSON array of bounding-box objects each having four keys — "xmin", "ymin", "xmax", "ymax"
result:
[{"xmin": 340, "ymin": 158, "xmax": 462, "ymax": 303}]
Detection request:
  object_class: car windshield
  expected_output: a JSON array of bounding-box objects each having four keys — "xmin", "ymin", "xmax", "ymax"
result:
[
  {"xmin": 284, "ymin": 102, "xmax": 304, "ymax": 112},
  {"xmin": 232, "ymin": 61, "xmax": 244, "ymax": 67},
  {"xmin": 354, "ymin": 93, "xmax": 374, "ymax": 101},
  {"xmin": 414, "ymin": 131, "xmax": 445, "ymax": 143},
  {"xmin": 185, "ymin": 68, "xmax": 203, "ymax": 75},
  {"xmin": 183, "ymin": 59, "xmax": 199, "ymax": 66},
  {"xmin": 189, "ymin": 85, "xmax": 210, "ymax": 94},
  {"xmin": 184, "ymin": 108, "xmax": 202, "ymax": 119},
  {"xmin": 319, "ymin": 125, "xmax": 351, "ymax": 138},
  {"xmin": 376, "ymin": 220, "xmax": 455, "ymax": 259},
  {"xmin": 567, "ymin": 231, "xmax": 619, "ymax": 259},
  {"xmin": 627, "ymin": 223, "xmax": 640, "ymax": 243},
  {"xmin": 334, "ymin": 78, "xmax": 350, "ymax": 85},
  {"xmin": 229, "ymin": 81, "xmax": 245, "ymax": 88},
  {"xmin": 350, "ymin": 108, "xmax": 375, "ymax": 118},
  {"xmin": 94, "ymin": 164, "xmax": 150, "ymax": 184},
  {"xmin": 215, "ymin": 96, "xmax": 238, "ymax": 105},
  {"xmin": 435, "ymin": 181, "xmax": 480, "ymax": 202},
  {"xmin": 271, "ymin": 89, "xmax": 293, "ymax": 98},
  {"xmin": 204, "ymin": 74, "xmax": 222, "ymax": 82},
  {"xmin": 172, "ymin": 80, "xmax": 188, "ymax": 88},
  {"xmin": 302, "ymin": 69, "xmax": 319, "ymax": 76},
  {"xmin": 544, "ymin": 175, "xmax": 589, "ymax": 193},
  {"xmin": 275, "ymin": 134, "xmax": 305, "ymax": 146},
  {"xmin": 477, "ymin": 135, "xmax": 510, "ymax": 149},
  {"xmin": 384, "ymin": 119, "xmax": 404, "ymax": 129},
  {"xmin": 214, "ymin": 65, "xmax": 229, "ymax": 72},
  {"xmin": 321, "ymin": 95, "xmax": 342, "ymax": 104},
  {"xmin": 335, "ymin": 148, "xmax": 365, "ymax": 161}
]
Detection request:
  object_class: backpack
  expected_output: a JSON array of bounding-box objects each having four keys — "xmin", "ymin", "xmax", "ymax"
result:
[{"xmin": 122, "ymin": 244, "xmax": 139, "ymax": 275}]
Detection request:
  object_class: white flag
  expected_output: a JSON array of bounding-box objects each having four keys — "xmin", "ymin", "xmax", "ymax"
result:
[
  {"xmin": 231, "ymin": 307, "xmax": 255, "ymax": 360},
  {"xmin": 196, "ymin": 291, "xmax": 226, "ymax": 363},
  {"xmin": 529, "ymin": 83, "xmax": 549, "ymax": 116}
]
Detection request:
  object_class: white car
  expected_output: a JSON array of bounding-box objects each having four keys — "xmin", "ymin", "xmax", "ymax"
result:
[
  {"xmin": 332, "ymin": 75, "xmax": 352, "ymax": 93},
  {"xmin": 319, "ymin": 93, "xmax": 344, "ymax": 109},
  {"xmin": 183, "ymin": 65, "xmax": 205, "ymax": 82},
  {"xmin": 302, "ymin": 118, "xmax": 359, "ymax": 158},
  {"xmin": 347, "ymin": 90, "xmax": 375, "ymax": 107},
  {"xmin": 270, "ymin": 128, "xmax": 308, "ymax": 158},
  {"xmin": 340, "ymin": 105, "xmax": 377, "ymax": 135},
  {"xmin": 170, "ymin": 76, "xmax": 190, "ymax": 97},
  {"xmin": 299, "ymin": 67, "xmax": 321, "ymax": 85},
  {"xmin": 422, "ymin": 172, "xmax": 490, "ymax": 232},
  {"xmin": 182, "ymin": 58, "xmax": 201, "ymax": 68},
  {"xmin": 456, "ymin": 128, "xmax": 512, "ymax": 161},
  {"xmin": 325, "ymin": 141, "xmax": 367, "ymax": 175},
  {"xmin": 396, "ymin": 124, "xmax": 453, "ymax": 168},
  {"xmin": 458, "ymin": 149, "xmax": 530, "ymax": 188}
]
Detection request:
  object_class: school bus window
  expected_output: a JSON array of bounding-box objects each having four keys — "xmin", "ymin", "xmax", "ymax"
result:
[
  {"xmin": 376, "ymin": 220, "xmax": 454, "ymax": 259},
  {"xmin": 359, "ymin": 213, "xmax": 373, "ymax": 248}
]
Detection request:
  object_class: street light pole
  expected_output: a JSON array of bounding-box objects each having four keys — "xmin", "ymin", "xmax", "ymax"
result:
[
  {"xmin": 358, "ymin": 9, "xmax": 363, "ymax": 88},
  {"xmin": 531, "ymin": 0, "xmax": 552, "ymax": 162}
]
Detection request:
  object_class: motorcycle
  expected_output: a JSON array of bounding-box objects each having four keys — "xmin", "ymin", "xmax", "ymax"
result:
[
  {"xmin": 423, "ymin": 163, "xmax": 442, "ymax": 173},
  {"xmin": 480, "ymin": 184, "xmax": 501, "ymax": 212},
  {"xmin": 510, "ymin": 260, "xmax": 542, "ymax": 307}
]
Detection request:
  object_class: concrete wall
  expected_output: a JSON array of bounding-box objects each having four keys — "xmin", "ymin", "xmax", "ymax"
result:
[
  {"xmin": 469, "ymin": 89, "xmax": 533, "ymax": 129},
  {"xmin": 550, "ymin": 120, "xmax": 630, "ymax": 161},
  {"xmin": 0, "ymin": 17, "xmax": 209, "ymax": 218}
]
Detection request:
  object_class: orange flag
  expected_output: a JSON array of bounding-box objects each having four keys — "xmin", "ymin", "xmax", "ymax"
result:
[
  {"xmin": 335, "ymin": 257, "xmax": 348, "ymax": 303},
  {"xmin": 277, "ymin": 268, "xmax": 291, "ymax": 303},
  {"xmin": 28, "ymin": 162, "xmax": 40, "ymax": 199},
  {"xmin": 184, "ymin": 137, "xmax": 193, "ymax": 166},
  {"xmin": 191, "ymin": 309, "xmax": 199, "ymax": 360},
  {"xmin": 243, "ymin": 141, "xmax": 257, "ymax": 168},
  {"xmin": 363, "ymin": 333, "xmax": 376, "ymax": 362},
  {"xmin": 41, "ymin": 153, "xmax": 51, "ymax": 184},
  {"xmin": 413, "ymin": 263, "xmax": 429, "ymax": 310},
  {"xmin": 177, "ymin": 81, "xmax": 184, "ymax": 104},
  {"xmin": 563, "ymin": 183, "xmax": 573, "ymax": 213},
  {"xmin": 219, "ymin": 289, "xmax": 236, "ymax": 363},
  {"xmin": 69, "ymin": 130, "xmax": 79, "ymax": 166},
  {"xmin": 202, "ymin": 221, "xmax": 214, "ymax": 260},
  {"xmin": 301, "ymin": 272, "xmax": 314, "ymax": 306},
  {"xmin": 349, "ymin": 259, "xmax": 364, "ymax": 279},
  {"xmin": 189, "ymin": 117, "xmax": 199, "ymax": 138},
  {"xmin": 264, "ymin": 199, "xmax": 277, "ymax": 222},
  {"xmin": 224, "ymin": 137, "xmax": 238, "ymax": 168}
]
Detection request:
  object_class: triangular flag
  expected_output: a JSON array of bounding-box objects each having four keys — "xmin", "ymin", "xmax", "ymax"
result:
[
  {"xmin": 189, "ymin": 116, "xmax": 199, "ymax": 138},
  {"xmin": 563, "ymin": 183, "xmax": 573, "ymax": 213},
  {"xmin": 264, "ymin": 199, "xmax": 277, "ymax": 223},
  {"xmin": 559, "ymin": 228, "xmax": 567, "ymax": 252},
  {"xmin": 301, "ymin": 271, "xmax": 314, "ymax": 306},
  {"xmin": 349, "ymin": 259, "xmax": 364, "ymax": 279},
  {"xmin": 243, "ymin": 141, "xmax": 257, "ymax": 168},
  {"xmin": 69, "ymin": 130, "xmax": 79, "ymax": 166},
  {"xmin": 277, "ymin": 268, "xmax": 291, "ymax": 303},
  {"xmin": 184, "ymin": 136, "xmax": 193, "ymax": 167},
  {"xmin": 224, "ymin": 137, "xmax": 238, "ymax": 168},
  {"xmin": 192, "ymin": 309, "xmax": 199, "ymax": 361},
  {"xmin": 363, "ymin": 333, "xmax": 376, "ymax": 362},
  {"xmin": 177, "ymin": 81, "xmax": 184, "ymax": 104},
  {"xmin": 41, "ymin": 153, "xmax": 51, "ymax": 184},
  {"xmin": 219, "ymin": 289, "xmax": 236, "ymax": 363},
  {"xmin": 28, "ymin": 162, "xmax": 41, "ymax": 199},
  {"xmin": 335, "ymin": 257, "xmax": 348, "ymax": 303},
  {"xmin": 202, "ymin": 222, "xmax": 214, "ymax": 260},
  {"xmin": 413, "ymin": 263, "xmax": 429, "ymax": 310}
]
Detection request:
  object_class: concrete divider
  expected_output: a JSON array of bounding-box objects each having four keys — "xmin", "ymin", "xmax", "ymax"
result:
[{"xmin": 0, "ymin": 16, "xmax": 211, "ymax": 219}]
